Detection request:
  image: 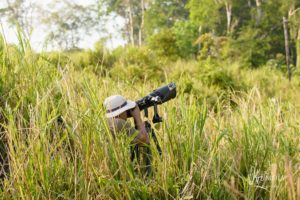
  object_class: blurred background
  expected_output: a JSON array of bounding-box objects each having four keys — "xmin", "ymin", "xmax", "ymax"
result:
[{"xmin": 0, "ymin": 0, "xmax": 299, "ymax": 70}]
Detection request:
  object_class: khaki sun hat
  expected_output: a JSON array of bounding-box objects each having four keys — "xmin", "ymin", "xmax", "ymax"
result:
[{"xmin": 104, "ymin": 95, "xmax": 136, "ymax": 118}]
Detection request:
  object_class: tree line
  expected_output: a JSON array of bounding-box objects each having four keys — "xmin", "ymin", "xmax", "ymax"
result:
[{"xmin": 1, "ymin": 0, "xmax": 300, "ymax": 68}]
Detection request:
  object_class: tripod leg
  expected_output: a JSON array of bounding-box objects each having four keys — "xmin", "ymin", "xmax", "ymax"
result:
[
  {"xmin": 144, "ymin": 147, "xmax": 152, "ymax": 176},
  {"xmin": 130, "ymin": 146, "xmax": 135, "ymax": 161},
  {"xmin": 145, "ymin": 121, "xmax": 162, "ymax": 156},
  {"xmin": 151, "ymin": 128, "xmax": 162, "ymax": 157},
  {"xmin": 130, "ymin": 145, "xmax": 140, "ymax": 162},
  {"xmin": 131, "ymin": 145, "xmax": 152, "ymax": 176},
  {"xmin": 130, "ymin": 121, "xmax": 162, "ymax": 176}
]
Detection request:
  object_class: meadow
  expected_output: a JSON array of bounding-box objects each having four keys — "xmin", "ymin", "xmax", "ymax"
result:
[{"xmin": 0, "ymin": 37, "xmax": 300, "ymax": 199}]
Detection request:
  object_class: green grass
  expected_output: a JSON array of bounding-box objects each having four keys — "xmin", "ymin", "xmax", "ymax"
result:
[{"xmin": 0, "ymin": 36, "xmax": 300, "ymax": 199}]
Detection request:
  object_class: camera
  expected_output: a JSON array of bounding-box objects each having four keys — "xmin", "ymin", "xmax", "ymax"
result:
[
  {"xmin": 136, "ymin": 82, "xmax": 176, "ymax": 110},
  {"xmin": 131, "ymin": 82, "xmax": 177, "ymax": 176}
]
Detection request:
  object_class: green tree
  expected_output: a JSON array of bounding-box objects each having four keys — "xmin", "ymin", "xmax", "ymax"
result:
[
  {"xmin": 187, "ymin": 0, "xmax": 224, "ymax": 35},
  {"xmin": 147, "ymin": 28, "xmax": 180, "ymax": 60},
  {"xmin": 172, "ymin": 20, "xmax": 198, "ymax": 58},
  {"xmin": 102, "ymin": 0, "xmax": 189, "ymax": 46},
  {"xmin": 144, "ymin": 0, "xmax": 189, "ymax": 36},
  {"xmin": 284, "ymin": 1, "xmax": 300, "ymax": 68},
  {"xmin": 186, "ymin": 0, "xmax": 300, "ymax": 66}
]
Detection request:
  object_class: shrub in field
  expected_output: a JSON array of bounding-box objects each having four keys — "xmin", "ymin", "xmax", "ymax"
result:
[
  {"xmin": 200, "ymin": 65, "xmax": 248, "ymax": 92},
  {"xmin": 231, "ymin": 27, "xmax": 271, "ymax": 68},
  {"xmin": 67, "ymin": 50, "xmax": 92, "ymax": 69},
  {"xmin": 172, "ymin": 21, "xmax": 198, "ymax": 58},
  {"xmin": 41, "ymin": 51, "xmax": 70, "ymax": 67},
  {"xmin": 147, "ymin": 28, "xmax": 181, "ymax": 61},
  {"xmin": 265, "ymin": 53, "xmax": 286, "ymax": 69},
  {"xmin": 195, "ymin": 33, "xmax": 230, "ymax": 61},
  {"xmin": 87, "ymin": 41, "xmax": 115, "ymax": 69},
  {"xmin": 42, "ymin": 46, "xmax": 113, "ymax": 75},
  {"xmin": 110, "ymin": 46, "xmax": 163, "ymax": 80}
]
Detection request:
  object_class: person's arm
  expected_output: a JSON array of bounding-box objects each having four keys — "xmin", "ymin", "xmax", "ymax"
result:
[{"xmin": 129, "ymin": 106, "xmax": 150, "ymax": 145}]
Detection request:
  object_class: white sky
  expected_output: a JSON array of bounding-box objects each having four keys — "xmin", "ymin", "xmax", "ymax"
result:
[{"xmin": 0, "ymin": 0, "xmax": 126, "ymax": 51}]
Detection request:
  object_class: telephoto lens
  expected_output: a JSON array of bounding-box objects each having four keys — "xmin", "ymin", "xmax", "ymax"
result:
[{"xmin": 136, "ymin": 83, "xmax": 176, "ymax": 110}]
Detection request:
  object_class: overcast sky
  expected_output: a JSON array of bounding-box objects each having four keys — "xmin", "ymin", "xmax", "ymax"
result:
[{"xmin": 0, "ymin": 0, "xmax": 126, "ymax": 51}]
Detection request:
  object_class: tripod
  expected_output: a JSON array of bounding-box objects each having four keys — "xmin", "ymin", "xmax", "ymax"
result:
[{"xmin": 130, "ymin": 104, "xmax": 162, "ymax": 176}]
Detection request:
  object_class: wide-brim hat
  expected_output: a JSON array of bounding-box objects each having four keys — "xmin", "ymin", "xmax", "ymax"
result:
[{"xmin": 104, "ymin": 95, "xmax": 136, "ymax": 118}]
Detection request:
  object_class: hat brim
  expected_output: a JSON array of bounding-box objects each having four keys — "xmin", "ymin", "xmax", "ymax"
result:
[{"xmin": 106, "ymin": 100, "xmax": 136, "ymax": 118}]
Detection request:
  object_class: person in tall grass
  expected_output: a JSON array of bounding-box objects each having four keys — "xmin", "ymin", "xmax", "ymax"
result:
[{"xmin": 104, "ymin": 95, "xmax": 150, "ymax": 145}]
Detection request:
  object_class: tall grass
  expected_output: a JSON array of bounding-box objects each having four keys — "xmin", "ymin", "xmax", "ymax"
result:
[{"xmin": 0, "ymin": 35, "xmax": 300, "ymax": 199}]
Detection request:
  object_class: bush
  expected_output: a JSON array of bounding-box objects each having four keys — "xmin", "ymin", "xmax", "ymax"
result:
[
  {"xmin": 172, "ymin": 21, "xmax": 198, "ymax": 58},
  {"xmin": 195, "ymin": 33, "xmax": 230, "ymax": 61},
  {"xmin": 40, "ymin": 51, "xmax": 69, "ymax": 67},
  {"xmin": 147, "ymin": 28, "xmax": 181, "ymax": 61},
  {"xmin": 197, "ymin": 62, "xmax": 249, "ymax": 93},
  {"xmin": 110, "ymin": 46, "xmax": 163, "ymax": 80},
  {"xmin": 231, "ymin": 27, "xmax": 271, "ymax": 68},
  {"xmin": 41, "ymin": 42, "xmax": 115, "ymax": 75},
  {"xmin": 87, "ymin": 41, "xmax": 115, "ymax": 69},
  {"xmin": 67, "ymin": 51, "xmax": 92, "ymax": 69}
]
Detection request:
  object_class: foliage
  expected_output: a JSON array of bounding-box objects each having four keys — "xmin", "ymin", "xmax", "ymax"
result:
[
  {"xmin": 195, "ymin": 33, "xmax": 230, "ymax": 61},
  {"xmin": 87, "ymin": 40, "xmax": 115, "ymax": 69},
  {"xmin": 232, "ymin": 27, "xmax": 271, "ymax": 67},
  {"xmin": 144, "ymin": 0, "xmax": 189, "ymax": 36},
  {"xmin": 1, "ymin": 43, "xmax": 300, "ymax": 199},
  {"xmin": 187, "ymin": 0, "xmax": 224, "ymax": 34},
  {"xmin": 2, "ymin": 0, "xmax": 300, "ymax": 198},
  {"xmin": 147, "ymin": 28, "xmax": 181, "ymax": 60},
  {"xmin": 172, "ymin": 20, "xmax": 198, "ymax": 58},
  {"xmin": 110, "ymin": 45, "xmax": 163, "ymax": 80},
  {"xmin": 2, "ymin": 0, "xmax": 300, "ymax": 68},
  {"xmin": 185, "ymin": 0, "xmax": 300, "ymax": 66}
]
